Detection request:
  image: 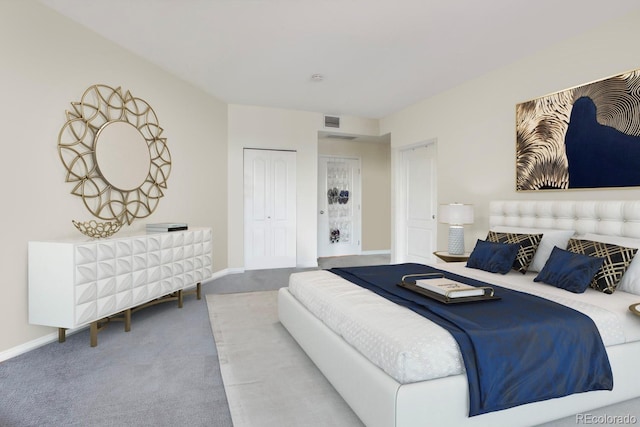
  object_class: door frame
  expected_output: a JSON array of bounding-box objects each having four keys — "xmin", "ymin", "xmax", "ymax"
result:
[
  {"xmin": 392, "ymin": 139, "xmax": 438, "ymax": 264},
  {"xmin": 317, "ymin": 155, "xmax": 362, "ymax": 258}
]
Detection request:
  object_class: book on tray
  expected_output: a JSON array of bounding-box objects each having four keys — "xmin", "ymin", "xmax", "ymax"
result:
[
  {"xmin": 415, "ymin": 277, "xmax": 485, "ymax": 298},
  {"xmin": 146, "ymin": 223, "xmax": 188, "ymax": 232}
]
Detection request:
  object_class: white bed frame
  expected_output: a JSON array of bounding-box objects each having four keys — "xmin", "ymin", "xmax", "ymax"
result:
[{"xmin": 278, "ymin": 200, "xmax": 640, "ymax": 427}]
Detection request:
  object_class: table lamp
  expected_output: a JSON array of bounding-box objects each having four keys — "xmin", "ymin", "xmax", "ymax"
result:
[{"xmin": 439, "ymin": 203, "xmax": 474, "ymax": 255}]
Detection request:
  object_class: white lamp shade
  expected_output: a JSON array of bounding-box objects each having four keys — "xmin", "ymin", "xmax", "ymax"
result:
[{"xmin": 439, "ymin": 203, "xmax": 474, "ymax": 225}]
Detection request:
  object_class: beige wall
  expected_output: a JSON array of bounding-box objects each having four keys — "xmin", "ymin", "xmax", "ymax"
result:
[
  {"xmin": 227, "ymin": 105, "xmax": 321, "ymax": 268},
  {"xmin": 380, "ymin": 10, "xmax": 640, "ymax": 253},
  {"xmin": 318, "ymin": 137, "xmax": 391, "ymax": 252},
  {"xmin": 227, "ymin": 105, "xmax": 380, "ymax": 268},
  {"xmin": 0, "ymin": 2, "xmax": 228, "ymax": 355}
]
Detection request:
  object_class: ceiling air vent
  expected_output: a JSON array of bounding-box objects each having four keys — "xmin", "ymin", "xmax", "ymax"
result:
[{"xmin": 324, "ymin": 115, "xmax": 340, "ymax": 128}]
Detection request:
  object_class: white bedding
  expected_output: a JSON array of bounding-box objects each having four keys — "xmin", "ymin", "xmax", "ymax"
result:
[{"xmin": 288, "ymin": 262, "xmax": 640, "ymax": 385}]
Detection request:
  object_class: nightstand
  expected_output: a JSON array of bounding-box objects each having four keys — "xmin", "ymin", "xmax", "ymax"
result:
[{"xmin": 433, "ymin": 251, "xmax": 470, "ymax": 263}]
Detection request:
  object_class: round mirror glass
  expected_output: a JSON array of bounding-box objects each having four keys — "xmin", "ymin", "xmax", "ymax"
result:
[{"xmin": 95, "ymin": 121, "xmax": 151, "ymax": 191}]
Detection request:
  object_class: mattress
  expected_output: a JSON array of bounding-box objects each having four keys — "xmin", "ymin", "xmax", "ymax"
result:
[{"xmin": 287, "ymin": 262, "xmax": 640, "ymax": 385}]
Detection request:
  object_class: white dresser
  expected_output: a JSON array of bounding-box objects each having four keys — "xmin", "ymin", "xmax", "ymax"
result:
[{"xmin": 28, "ymin": 228, "xmax": 213, "ymax": 345}]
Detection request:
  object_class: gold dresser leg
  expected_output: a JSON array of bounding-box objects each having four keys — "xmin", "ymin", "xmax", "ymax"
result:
[
  {"xmin": 196, "ymin": 282, "xmax": 202, "ymax": 300},
  {"xmin": 178, "ymin": 289, "xmax": 184, "ymax": 308},
  {"xmin": 124, "ymin": 309, "xmax": 131, "ymax": 332},
  {"xmin": 90, "ymin": 321, "xmax": 98, "ymax": 347},
  {"xmin": 58, "ymin": 328, "xmax": 66, "ymax": 343}
]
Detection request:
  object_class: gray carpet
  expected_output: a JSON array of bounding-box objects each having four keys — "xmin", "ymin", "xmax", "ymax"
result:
[
  {"xmin": 0, "ymin": 293, "xmax": 230, "ymax": 427},
  {"xmin": 207, "ymin": 290, "xmax": 363, "ymax": 427},
  {"xmin": 0, "ymin": 255, "xmax": 385, "ymax": 427}
]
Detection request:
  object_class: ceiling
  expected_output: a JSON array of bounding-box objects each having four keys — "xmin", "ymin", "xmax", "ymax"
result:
[{"xmin": 40, "ymin": 0, "xmax": 640, "ymax": 119}]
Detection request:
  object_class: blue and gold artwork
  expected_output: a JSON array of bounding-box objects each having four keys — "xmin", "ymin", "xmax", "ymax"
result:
[{"xmin": 516, "ymin": 69, "xmax": 640, "ymax": 191}]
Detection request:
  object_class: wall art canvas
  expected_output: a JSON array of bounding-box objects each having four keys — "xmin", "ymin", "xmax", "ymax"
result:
[{"xmin": 516, "ymin": 69, "xmax": 640, "ymax": 191}]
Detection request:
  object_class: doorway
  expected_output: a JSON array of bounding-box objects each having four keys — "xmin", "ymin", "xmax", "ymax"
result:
[
  {"xmin": 317, "ymin": 156, "xmax": 361, "ymax": 257},
  {"xmin": 243, "ymin": 148, "xmax": 297, "ymax": 270},
  {"xmin": 395, "ymin": 141, "xmax": 437, "ymax": 264}
]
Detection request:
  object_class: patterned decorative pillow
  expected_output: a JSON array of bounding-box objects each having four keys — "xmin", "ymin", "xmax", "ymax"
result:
[
  {"xmin": 486, "ymin": 231, "xmax": 543, "ymax": 274},
  {"xmin": 566, "ymin": 238, "xmax": 638, "ymax": 294}
]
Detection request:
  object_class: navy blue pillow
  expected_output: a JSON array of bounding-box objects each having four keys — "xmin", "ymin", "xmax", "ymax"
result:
[
  {"xmin": 466, "ymin": 239, "xmax": 520, "ymax": 274},
  {"xmin": 534, "ymin": 246, "xmax": 605, "ymax": 293}
]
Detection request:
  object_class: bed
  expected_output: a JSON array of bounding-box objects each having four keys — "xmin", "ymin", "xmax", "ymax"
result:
[{"xmin": 278, "ymin": 200, "xmax": 640, "ymax": 427}]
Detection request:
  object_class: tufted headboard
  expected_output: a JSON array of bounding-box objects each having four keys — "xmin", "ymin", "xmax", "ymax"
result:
[{"xmin": 489, "ymin": 200, "xmax": 640, "ymax": 238}]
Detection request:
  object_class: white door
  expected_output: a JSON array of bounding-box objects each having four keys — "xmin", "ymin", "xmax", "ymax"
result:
[
  {"xmin": 317, "ymin": 156, "xmax": 361, "ymax": 257},
  {"xmin": 244, "ymin": 149, "xmax": 297, "ymax": 270},
  {"xmin": 396, "ymin": 143, "xmax": 437, "ymax": 264}
]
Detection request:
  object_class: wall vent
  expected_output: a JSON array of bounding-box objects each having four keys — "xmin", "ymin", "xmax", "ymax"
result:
[
  {"xmin": 326, "ymin": 134, "xmax": 357, "ymax": 140},
  {"xmin": 324, "ymin": 115, "xmax": 340, "ymax": 128}
]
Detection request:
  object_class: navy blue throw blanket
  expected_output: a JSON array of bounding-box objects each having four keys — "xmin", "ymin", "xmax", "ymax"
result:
[{"xmin": 330, "ymin": 263, "xmax": 613, "ymax": 416}]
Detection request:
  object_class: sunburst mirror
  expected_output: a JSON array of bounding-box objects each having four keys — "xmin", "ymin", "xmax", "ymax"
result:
[{"xmin": 58, "ymin": 84, "xmax": 171, "ymax": 231}]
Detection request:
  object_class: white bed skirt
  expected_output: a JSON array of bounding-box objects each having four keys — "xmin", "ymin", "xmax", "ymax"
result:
[{"xmin": 278, "ymin": 287, "xmax": 640, "ymax": 427}]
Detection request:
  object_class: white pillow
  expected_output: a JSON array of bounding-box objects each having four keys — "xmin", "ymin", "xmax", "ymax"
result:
[
  {"xmin": 491, "ymin": 226, "xmax": 575, "ymax": 273},
  {"xmin": 582, "ymin": 233, "xmax": 640, "ymax": 295}
]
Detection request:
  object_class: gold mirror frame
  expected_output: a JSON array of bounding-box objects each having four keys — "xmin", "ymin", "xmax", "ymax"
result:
[{"xmin": 57, "ymin": 84, "xmax": 171, "ymax": 226}]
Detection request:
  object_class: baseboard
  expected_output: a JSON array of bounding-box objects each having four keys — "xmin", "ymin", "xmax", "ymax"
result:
[
  {"xmin": 0, "ymin": 334, "xmax": 57, "ymax": 363},
  {"xmin": 317, "ymin": 250, "xmax": 390, "ymax": 258},
  {"xmin": 361, "ymin": 250, "xmax": 391, "ymax": 256},
  {"xmin": 297, "ymin": 261, "xmax": 319, "ymax": 268},
  {"xmin": 0, "ymin": 324, "xmax": 88, "ymax": 363}
]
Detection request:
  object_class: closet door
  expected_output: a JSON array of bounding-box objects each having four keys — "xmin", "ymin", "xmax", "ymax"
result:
[{"xmin": 244, "ymin": 149, "xmax": 297, "ymax": 270}]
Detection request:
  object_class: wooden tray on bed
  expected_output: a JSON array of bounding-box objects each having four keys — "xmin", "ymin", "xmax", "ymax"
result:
[{"xmin": 397, "ymin": 273, "xmax": 501, "ymax": 304}]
